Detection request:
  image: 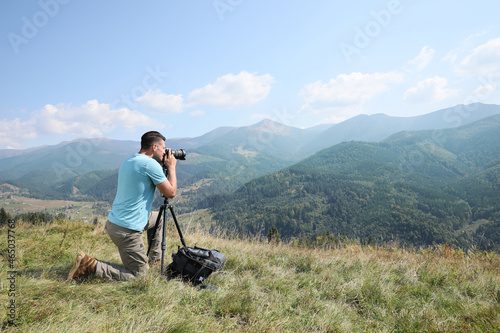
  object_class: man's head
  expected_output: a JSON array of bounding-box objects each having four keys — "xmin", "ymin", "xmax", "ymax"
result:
[
  {"xmin": 141, "ymin": 131, "xmax": 166, "ymax": 164},
  {"xmin": 141, "ymin": 131, "xmax": 166, "ymax": 149}
]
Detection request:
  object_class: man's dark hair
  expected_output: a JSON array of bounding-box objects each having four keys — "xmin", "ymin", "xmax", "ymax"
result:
[{"xmin": 141, "ymin": 131, "xmax": 166, "ymax": 150}]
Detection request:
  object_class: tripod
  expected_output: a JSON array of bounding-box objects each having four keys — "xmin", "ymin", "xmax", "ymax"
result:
[{"xmin": 147, "ymin": 195, "xmax": 186, "ymax": 275}]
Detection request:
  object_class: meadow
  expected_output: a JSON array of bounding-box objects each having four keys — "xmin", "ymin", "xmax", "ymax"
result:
[{"xmin": 1, "ymin": 219, "xmax": 499, "ymax": 332}]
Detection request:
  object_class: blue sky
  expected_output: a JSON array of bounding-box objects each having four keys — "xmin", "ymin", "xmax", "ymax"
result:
[{"xmin": 1, "ymin": 0, "xmax": 500, "ymax": 149}]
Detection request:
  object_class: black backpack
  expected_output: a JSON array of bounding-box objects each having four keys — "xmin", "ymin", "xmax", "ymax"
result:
[{"xmin": 167, "ymin": 245, "xmax": 226, "ymax": 285}]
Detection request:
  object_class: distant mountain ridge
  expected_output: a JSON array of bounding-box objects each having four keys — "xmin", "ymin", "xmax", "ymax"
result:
[
  {"xmin": 307, "ymin": 103, "xmax": 500, "ymax": 152},
  {"xmin": 1, "ymin": 103, "xmax": 499, "ymax": 204},
  {"xmin": 165, "ymin": 126, "xmax": 236, "ymax": 150}
]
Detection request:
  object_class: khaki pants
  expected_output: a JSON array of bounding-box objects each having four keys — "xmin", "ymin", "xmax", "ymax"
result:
[{"xmin": 95, "ymin": 217, "xmax": 163, "ymax": 281}]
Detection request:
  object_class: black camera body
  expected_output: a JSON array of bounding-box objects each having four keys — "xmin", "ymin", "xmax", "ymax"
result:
[{"xmin": 167, "ymin": 148, "xmax": 186, "ymax": 160}]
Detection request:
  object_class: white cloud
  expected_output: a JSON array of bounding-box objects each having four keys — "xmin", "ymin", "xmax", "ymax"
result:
[
  {"xmin": 188, "ymin": 71, "xmax": 275, "ymax": 108},
  {"xmin": 33, "ymin": 100, "xmax": 158, "ymax": 136},
  {"xmin": 456, "ymin": 37, "xmax": 500, "ymax": 77},
  {"xmin": 0, "ymin": 118, "xmax": 37, "ymax": 149},
  {"xmin": 135, "ymin": 71, "xmax": 274, "ymax": 112},
  {"xmin": 403, "ymin": 76, "xmax": 457, "ymax": 104},
  {"xmin": 299, "ymin": 71, "xmax": 404, "ymax": 107},
  {"xmin": 0, "ymin": 100, "xmax": 159, "ymax": 148},
  {"xmin": 408, "ymin": 46, "xmax": 435, "ymax": 70},
  {"xmin": 473, "ymin": 84, "xmax": 497, "ymax": 99},
  {"xmin": 442, "ymin": 31, "xmax": 489, "ymax": 65},
  {"xmin": 189, "ymin": 109, "xmax": 206, "ymax": 117},
  {"xmin": 135, "ymin": 89, "xmax": 184, "ymax": 114}
]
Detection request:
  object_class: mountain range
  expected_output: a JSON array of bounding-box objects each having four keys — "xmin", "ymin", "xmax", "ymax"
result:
[
  {"xmin": 1, "ymin": 102, "xmax": 499, "ymax": 201},
  {"xmin": 307, "ymin": 102, "xmax": 500, "ymax": 152},
  {"xmin": 1, "ymin": 103, "xmax": 500, "ymax": 251}
]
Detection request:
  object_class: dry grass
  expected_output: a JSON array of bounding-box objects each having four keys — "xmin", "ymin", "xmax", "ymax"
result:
[{"xmin": 1, "ymin": 220, "xmax": 499, "ymax": 332}]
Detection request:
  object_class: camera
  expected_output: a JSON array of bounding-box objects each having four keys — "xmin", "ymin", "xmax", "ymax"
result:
[{"xmin": 166, "ymin": 148, "xmax": 186, "ymax": 160}]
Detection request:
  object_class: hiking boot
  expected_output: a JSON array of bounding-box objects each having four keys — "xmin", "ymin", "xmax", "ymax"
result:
[
  {"xmin": 148, "ymin": 259, "xmax": 161, "ymax": 267},
  {"xmin": 67, "ymin": 251, "xmax": 97, "ymax": 281}
]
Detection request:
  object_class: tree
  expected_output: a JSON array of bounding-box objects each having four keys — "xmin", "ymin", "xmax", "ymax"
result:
[
  {"xmin": 267, "ymin": 225, "xmax": 281, "ymax": 244},
  {"xmin": 0, "ymin": 207, "xmax": 11, "ymax": 226}
]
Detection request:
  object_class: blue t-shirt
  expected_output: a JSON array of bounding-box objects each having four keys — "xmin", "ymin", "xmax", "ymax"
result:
[{"xmin": 108, "ymin": 154, "xmax": 167, "ymax": 231}]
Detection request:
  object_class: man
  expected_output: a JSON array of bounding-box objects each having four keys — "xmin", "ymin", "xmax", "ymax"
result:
[{"xmin": 68, "ymin": 131, "xmax": 177, "ymax": 281}]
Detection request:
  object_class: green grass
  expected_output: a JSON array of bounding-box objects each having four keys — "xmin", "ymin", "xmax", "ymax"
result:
[{"xmin": 1, "ymin": 220, "xmax": 499, "ymax": 332}]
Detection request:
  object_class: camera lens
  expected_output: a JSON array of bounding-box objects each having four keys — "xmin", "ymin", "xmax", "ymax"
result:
[{"xmin": 169, "ymin": 149, "xmax": 186, "ymax": 160}]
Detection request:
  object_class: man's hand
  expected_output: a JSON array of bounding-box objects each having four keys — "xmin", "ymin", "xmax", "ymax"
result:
[{"xmin": 164, "ymin": 148, "xmax": 177, "ymax": 170}]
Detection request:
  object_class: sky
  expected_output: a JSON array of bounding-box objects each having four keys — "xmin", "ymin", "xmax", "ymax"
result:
[{"xmin": 1, "ymin": 0, "xmax": 500, "ymax": 149}]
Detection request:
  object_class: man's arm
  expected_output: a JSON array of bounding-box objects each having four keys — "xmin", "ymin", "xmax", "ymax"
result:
[
  {"xmin": 156, "ymin": 170, "xmax": 176, "ymax": 198},
  {"xmin": 156, "ymin": 149, "xmax": 177, "ymax": 198}
]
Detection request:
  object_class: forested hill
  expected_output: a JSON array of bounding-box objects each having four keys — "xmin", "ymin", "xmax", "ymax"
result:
[{"xmin": 200, "ymin": 115, "xmax": 500, "ymax": 252}]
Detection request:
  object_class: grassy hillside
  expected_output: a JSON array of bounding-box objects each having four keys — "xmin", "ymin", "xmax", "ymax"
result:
[{"xmin": 1, "ymin": 219, "xmax": 499, "ymax": 332}]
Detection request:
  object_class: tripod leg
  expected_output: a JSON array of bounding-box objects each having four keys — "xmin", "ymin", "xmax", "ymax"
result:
[
  {"xmin": 168, "ymin": 205, "xmax": 187, "ymax": 247},
  {"xmin": 147, "ymin": 205, "xmax": 164, "ymax": 258},
  {"xmin": 160, "ymin": 202, "xmax": 168, "ymax": 275}
]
